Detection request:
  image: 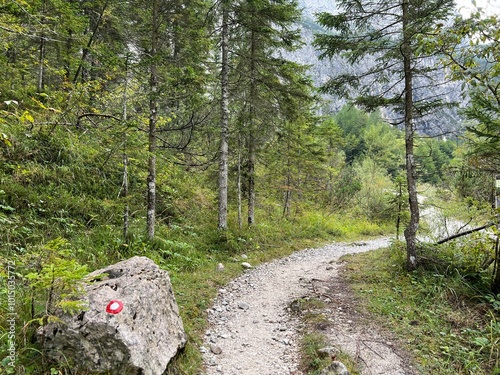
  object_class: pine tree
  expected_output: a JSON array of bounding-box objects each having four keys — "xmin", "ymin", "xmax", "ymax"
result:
[{"xmin": 126, "ymin": 0, "xmax": 212, "ymax": 239}]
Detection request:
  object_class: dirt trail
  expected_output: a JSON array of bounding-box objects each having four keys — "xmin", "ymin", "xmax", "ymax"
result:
[{"xmin": 202, "ymin": 239, "xmax": 417, "ymax": 375}]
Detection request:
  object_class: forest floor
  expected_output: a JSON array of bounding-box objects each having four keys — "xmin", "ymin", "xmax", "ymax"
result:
[{"xmin": 201, "ymin": 238, "xmax": 417, "ymax": 375}]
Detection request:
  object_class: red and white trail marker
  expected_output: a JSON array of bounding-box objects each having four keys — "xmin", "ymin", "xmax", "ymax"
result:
[{"xmin": 106, "ymin": 300, "xmax": 124, "ymax": 314}]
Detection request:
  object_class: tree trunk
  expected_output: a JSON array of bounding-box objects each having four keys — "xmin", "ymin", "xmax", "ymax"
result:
[
  {"xmin": 282, "ymin": 184, "xmax": 291, "ymax": 218},
  {"xmin": 396, "ymin": 179, "xmax": 403, "ymax": 240},
  {"xmin": 123, "ymin": 151, "xmax": 129, "ymax": 239},
  {"xmin": 218, "ymin": 1, "xmax": 230, "ymax": 231},
  {"xmin": 402, "ymin": 0, "xmax": 419, "ymax": 271},
  {"xmin": 73, "ymin": 1, "xmax": 108, "ymax": 84},
  {"xmin": 146, "ymin": 0, "xmax": 159, "ymax": 241},
  {"xmin": 247, "ymin": 28, "xmax": 257, "ymax": 226},
  {"xmin": 283, "ymin": 144, "xmax": 292, "ymax": 218},
  {"xmin": 38, "ymin": 36, "xmax": 46, "ymax": 91},
  {"xmin": 38, "ymin": 0, "xmax": 46, "ymax": 92},
  {"xmin": 64, "ymin": 30, "xmax": 72, "ymax": 81},
  {"xmin": 493, "ymin": 236, "xmax": 500, "ymax": 294},
  {"xmin": 247, "ymin": 135, "xmax": 256, "ymax": 226},
  {"xmin": 237, "ymin": 136, "xmax": 243, "ymax": 230},
  {"xmin": 122, "ymin": 57, "xmax": 130, "ymax": 240}
]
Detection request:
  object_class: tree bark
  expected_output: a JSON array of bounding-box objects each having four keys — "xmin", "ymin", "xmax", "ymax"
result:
[
  {"xmin": 247, "ymin": 135, "xmax": 256, "ymax": 226},
  {"xmin": 402, "ymin": 0, "xmax": 419, "ymax": 271},
  {"xmin": 146, "ymin": 0, "xmax": 159, "ymax": 241},
  {"xmin": 493, "ymin": 236, "xmax": 500, "ymax": 294},
  {"xmin": 436, "ymin": 222, "xmax": 494, "ymax": 245},
  {"xmin": 283, "ymin": 144, "xmax": 292, "ymax": 218},
  {"xmin": 38, "ymin": 35, "xmax": 46, "ymax": 92},
  {"xmin": 73, "ymin": 1, "xmax": 108, "ymax": 84},
  {"xmin": 396, "ymin": 178, "xmax": 403, "ymax": 240},
  {"xmin": 218, "ymin": 1, "xmax": 230, "ymax": 231},
  {"xmin": 122, "ymin": 57, "xmax": 130, "ymax": 240},
  {"xmin": 237, "ymin": 136, "xmax": 243, "ymax": 230},
  {"xmin": 247, "ymin": 28, "xmax": 257, "ymax": 226},
  {"xmin": 37, "ymin": 0, "xmax": 46, "ymax": 92},
  {"xmin": 123, "ymin": 150, "xmax": 129, "ymax": 238}
]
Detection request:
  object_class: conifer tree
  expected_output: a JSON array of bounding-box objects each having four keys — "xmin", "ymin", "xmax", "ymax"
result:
[
  {"xmin": 218, "ymin": 0, "xmax": 230, "ymax": 231},
  {"xmin": 314, "ymin": 0, "xmax": 455, "ymax": 270},
  {"xmin": 126, "ymin": 0, "xmax": 212, "ymax": 239},
  {"xmin": 441, "ymin": 12, "xmax": 500, "ymax": 292},
  {"xmin": 230, "ymin": 0, "xmax": 312, "ymax": 225}
]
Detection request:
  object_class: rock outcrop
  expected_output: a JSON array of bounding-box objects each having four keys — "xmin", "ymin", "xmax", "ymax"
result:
[{"xmin": 40, "ymin": 256, "xmax": 187, "ymax": 375}]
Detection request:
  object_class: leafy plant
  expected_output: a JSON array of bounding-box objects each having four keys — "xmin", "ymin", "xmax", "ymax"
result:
[{"xmin": 1, "ymin": 239, "xmax": 89, "ymax": 374}]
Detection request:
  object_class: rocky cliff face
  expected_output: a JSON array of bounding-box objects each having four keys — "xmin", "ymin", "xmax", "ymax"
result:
[
  {"xmin": 291, "ymin": 0, "xmax": 465, "ymax": 137},
  {"xmin": 297, "ymin": 0, "xmax": 337, "ymax": 18}
]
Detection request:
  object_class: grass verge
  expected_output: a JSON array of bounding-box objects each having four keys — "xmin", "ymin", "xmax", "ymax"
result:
[
  {"xmin": 342, "ymin": 241, "xmax": 500, "ymax": 375},
  {"xmin": 162, "ymin": 210, "xmax": 390, "ymax": 374},
  {"xmin": 1, "ymin": 203, "xmax": 391, "ymax": 374}
]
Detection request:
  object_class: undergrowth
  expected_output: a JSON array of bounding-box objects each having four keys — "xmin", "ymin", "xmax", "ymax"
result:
[
  {"xmin": 343, "ymin": 240, "xmax": 500, "ymax": 375},
  {"xmin": 0, "ymin": 199, "xmax": 388, "ymax": 375}
]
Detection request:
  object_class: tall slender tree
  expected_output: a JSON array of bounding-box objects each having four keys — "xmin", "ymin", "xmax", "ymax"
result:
[
  {"xmin": 314, "ymin": 0, "xmax": 455, "ymax": 270},
  {"xmin": 145, "ymin": 0, "xmax": 159, "ymax": 240},
  {"xmin": 230, "ymin": 0, "xmax": 311, "ymax": 225},
  {"xmin": 122, "ymin": 56, "xmax": 131, "ymax": 240},
  {"xmin": 126, "ymin": 0, "xmax": 212, "ymax": 239},
  {"xmin": 218, "ymin": 0, "xmax": 230, "ymax": 231}
]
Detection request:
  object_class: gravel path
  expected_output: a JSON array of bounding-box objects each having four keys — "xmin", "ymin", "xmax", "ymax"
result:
[{"xmin": 202, "ymin": 238, "xmax": 416, "ymax": 375}]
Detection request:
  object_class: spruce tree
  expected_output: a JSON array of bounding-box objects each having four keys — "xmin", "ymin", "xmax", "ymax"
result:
[
  {"xmin": 126, "ymin": 0, "xmax": 212, "ymax": 239},
  {"xmin": 441, "ymin": 13, "xmax": 500, "ymax": 292},
  {"xmin": 314, "ymin": 0, "xmax": 456, "ymax": 270},
  {"xmin": 230, "ymin": 0, "xmax": 312, "ymax": 225},
  {"xmin": 217, "ymin": 0, "xmax": 230, "ymax": 231}
]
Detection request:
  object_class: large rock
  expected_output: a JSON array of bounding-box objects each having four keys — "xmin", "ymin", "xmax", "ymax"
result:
[{"xmin": 40, "ymin": 256, "xmax": 187, "ymax": 375}]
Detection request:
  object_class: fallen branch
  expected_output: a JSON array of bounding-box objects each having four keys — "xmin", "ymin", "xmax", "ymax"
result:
[{"xmin": 436, "ymin": 222, "xmax": 495, "ymax": 245}]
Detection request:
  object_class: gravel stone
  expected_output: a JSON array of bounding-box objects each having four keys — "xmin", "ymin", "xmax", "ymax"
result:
[{"xmin": 202, "ymin": 238, "xmax": 415, "ymax": 375}]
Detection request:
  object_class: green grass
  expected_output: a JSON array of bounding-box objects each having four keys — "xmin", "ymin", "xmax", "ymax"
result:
[
  {"xmin": 342, "ymin": 242, "xmax": 500, "ymax": 375},
  {"xmin": 292, "ymin": 295, "xmax": 362, "ymax": 374},
  {"xmin": 1, "ymin": 199, "xmax": 392, "ymax": 375},
  {"xmin": 163, "ymin": 209, "xmax": 390, "ymax": 374},
  {"xmin": 300, "ymin": 332, "xmax": 333, "ymax": 375}
]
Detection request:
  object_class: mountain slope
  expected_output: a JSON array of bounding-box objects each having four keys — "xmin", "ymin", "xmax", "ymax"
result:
[{"xmin": 291, "ymin": 0, "xmax": 465, "ymax": 137}]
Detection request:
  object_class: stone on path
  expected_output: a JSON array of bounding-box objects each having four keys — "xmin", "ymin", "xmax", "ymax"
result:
[
  {"xmin": 210, "ymin": 344, "xmax": 223, "ymax": 355},
  {"xmin": 241, "ymin": 262, "xmax": 252, "ymax": 269},
  {"xmin": 319, "ymin": 360, "xmax": 350, "ymax": 375}
]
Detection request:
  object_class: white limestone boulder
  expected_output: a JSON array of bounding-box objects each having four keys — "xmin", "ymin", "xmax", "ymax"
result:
[{"xmin": 40, "ymin": 256, "xmax": 187, "ymax": 375}]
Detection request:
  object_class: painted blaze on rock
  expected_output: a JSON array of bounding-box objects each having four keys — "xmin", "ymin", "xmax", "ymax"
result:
[{"xmin": 40, "ymin": 256, "xmax": 187, "ymax": 375}]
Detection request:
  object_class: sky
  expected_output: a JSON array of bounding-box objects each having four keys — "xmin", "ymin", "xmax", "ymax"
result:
[{"xmin": 456, "ymin": 0, "xmax": 500, "ymax": 16}]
